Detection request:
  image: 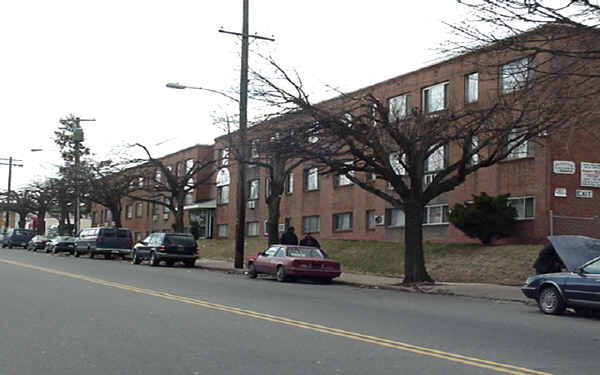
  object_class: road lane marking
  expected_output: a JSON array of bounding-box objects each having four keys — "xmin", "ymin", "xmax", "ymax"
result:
[{"xmin": 0, "ymin": 258, "xmax": 554, "ymax": 375}]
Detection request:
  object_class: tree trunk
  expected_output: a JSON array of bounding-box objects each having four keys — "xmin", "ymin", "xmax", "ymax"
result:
[
  {"xmin": 110, "ymin": 204, "xmax": 122, "ymax": 228},
  {"xmin": 174, "ymin": 204, "xmax": 185, "ymax": 233},
  {"xmin": 266, "ymin": 194, "xmax": 282, "ymax": 245},
  {"xmin": 37, "ymin": 209, "xmax": 47, "ymax": 235},
  {"xmin": 403, "ymin": 201, "xmax": 433, "ymax": 284},
  {"xmin": 18, "ymin": 213, "xmax": 26, "ymax": 229}
]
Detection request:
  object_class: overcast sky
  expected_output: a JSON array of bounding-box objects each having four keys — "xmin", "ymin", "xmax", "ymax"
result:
[{"xmin": 1, "ymin": 1, "xmax": 466, "ymax": 189}]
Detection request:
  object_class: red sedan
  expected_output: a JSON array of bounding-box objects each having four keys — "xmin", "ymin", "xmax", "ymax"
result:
[{"xmin": 247, "ymin": 245, "xmax": 341, "ymax": 283}]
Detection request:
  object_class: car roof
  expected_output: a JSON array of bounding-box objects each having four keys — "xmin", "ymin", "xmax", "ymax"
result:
[{"xmin": 548, "ymin": 235, "xmax": 600, "ymax": 271}]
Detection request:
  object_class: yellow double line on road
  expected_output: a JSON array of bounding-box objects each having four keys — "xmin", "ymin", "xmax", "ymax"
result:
[{"xmin": 0, "ymin": 258, "xmax": 554, "ymax": 375}]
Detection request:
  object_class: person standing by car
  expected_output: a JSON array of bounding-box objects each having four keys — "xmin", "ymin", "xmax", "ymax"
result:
[
  {"xmin": 533, "ymin": 243, "xmax": 564, "ymax": 274},
  {"xmin": 280, "ymin": 226, "xmax": 298, "ymax": 245},
  {"xmin": 299, "ymin": 233, "xmax": 320, "ymax": 248}
]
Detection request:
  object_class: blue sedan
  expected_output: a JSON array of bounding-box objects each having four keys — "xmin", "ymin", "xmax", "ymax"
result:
[{"xmin": 522, "ymin": 235, "xmax": 600, "ymax": 315}]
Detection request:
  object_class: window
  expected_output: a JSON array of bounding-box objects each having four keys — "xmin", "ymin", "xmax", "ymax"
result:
[
  {"xmin": 369, "ymin": 103, "xmax": 380, "ymax": 126},
  {"xmin": 216, "ymin": 168, "xmax": 230, "ymax": 205},
  {"xmin": 333, "ymin": 212, "xmax": 353, "ymax": 232},
  {"xmin": 366, "ymin": 210, "xmax": 376, "ymax": 229},
  {"xmin": 501, "ymin": 56, "xmax": 534, "ymax": 93},
  {"xmin": 507, "ymin": 197, "xmax": 534, "ymax": 220},
  {"xmin": 135, "ymin": 203, "xmax": 143, "ymax": 218},
  {"xmin": 506, "ymin": 128, "xmax": 534, "ymax": 160},
  {"xmin": 465, "ymin": 73, "xmax": 479, "ymax": 103},
  {"xmin": 389, "ymin": 152, "xmax": 406, "ymax": 176},
  {"xmin": 425, "ymin": 144, "xmax": 447, "ymax": 172},
  {"xmin": 247, "ymin": 221, "xmax": 259, "ymax": 237},
  {"xmin": 303, "ymin": 216, "xmax": 320, "ymax": 234},
  {"xmin": 335, "ymin": 162, "xmax": 354, "ymax": 187},
  {"xmin": 423, "ymin": 204, "xmax": 449, "ymax": 225},
  {"xmin": 248, "ymin": 179, "xmax": 259, "ymax": 200},
  {"xmin": 265, "ymin": 177, "xmax": 272, "ymax": 198},
  {"xmin": 423, "ymin": 81, "xmax": 449, "ymax": 113},
  {"xmin": 152, "ymin": 203, "xmax": 159, "ymax": 222},
  {"xmin": 138, "ymin": 176, "xmax": 144, "ymax": 188},
  {"xmin": 217, "ymin": 224, "xmax": 228, "ymax": 237},
  {"xmin": 185, "ymin": 190, "xmax": 194, "ymax": 205},
  {"xmin": 307, "ymin": 123, "xmax": 320, "ymax": 144},
  {"xmin": 388, "ymin": 93, "xmax": 411, "ymax": 122},
  {"xmin": 303, "ymin": 167, "xmax": 319, "ymax": 191},
  {"xmin": 285, "ymin": 173, "xmax": 293, "ymax": 194},
  {"xmin": 470, "ymin": 136, "xmax": 480, "ymax": 165},
  {"xmin": 185, "ymin": 158, "xmax": 194, "ymax": 173},
  {"xmin": 154, "ymin": 168, "xmax": 162, "ymax": 184},
  {"xmin": 126, "ymin": 205, "xmax": 133, "ymax": 219},
  {"xmin": 164, "ymin": 197, "xmax": 170, "ymax": 213},
  {"xmin": 250, "ymin": 140, "xmax": 259, "ymax": 159},
  {"xmin": 387, "ymin": 208, "xmax": 405, "ymax": 228}
]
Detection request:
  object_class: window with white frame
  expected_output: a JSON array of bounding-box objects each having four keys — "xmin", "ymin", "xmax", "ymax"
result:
[
  {"xmin": 185, "ymin": 190, "xmax": 194, "ymax": 205},
  {"xmin": 425, "ymin": 145, "xmax": 446, "ymax": 172},
  {"xmin": 343, "ymin": 112, "xmax": 354, "ymax": 127},
  {"xmin": 154, "ymin": 168, "xmax": 162, "ymax": 184},
  {"xmin": 506, "ymin": 128, "xmax": 534, "ymax": 159},
  {"xmin": 388, "ymin": 93, "xmax": 410, "ymax": 122},
  {"xmin": 387, "ymin": 208, "xmax": 405, "ymax": 228},
  {"xmin": 333, "ymin": 212, "xmax": 353, "ymax": 232},
  {"xmin": 126, "ymin": 205, "xmax": 133, "ymax": 219},
  {"xmin": 366, "ymin": 210, "xmax": 377, "ymax": 229},
  {"xmin": 248, "ymin": 179, "xmax": 259, "ymax": 200},
  {"xmin": 137, "ymin": 176, "xmax": 144, "ymax": 188},
  {"xmin": 465, "ymin": 73, "xmax": 479, "ymax": 103},
  {"xmin": 304, "ymin": 167, "xmax": 319, "ymax": 191},
  {"xmin": 217, "ymin": 224, "xmax": 228, "ymax": 237},
  {"xmin": 423, "ymin": 81, "xmax": 449, "ymax": 113},
  {"xmin": 470, "ymin": 136, "xmax": 480, "ymax": 165},
  {"xmin": 423, "ymin": 204, "xmax": 449, "ymax": 225},
  {"xmin": 335, "ymin": 161, "xmax": 354, "ymax": 187},
  {"xmin": 163, "ymin": 197, "xmax": 170, "ymax": 213},
  {"xmin": 389, "ymin": 152, "xmax": 406, "ymax": 176},
  {"xmin": 185, "ymin": 158, "xmax": 194, "ymax": 173},
  {"xmin": 501, "ymin": 56, "xmax": 534, "ymax": 93},
  {"xmin": 303, "ymin": 216, "xmax": 320, "ymax": 233},
  {"xmin": 507, "ymin": 196, "xmax": 534, "ymax": 220},
  {"xmin": 285, "ymin": 172, "xmax": 293, "ymax": 194},
  {"xmin": 265, "ymin": 177, "xmax": 272, "ymax": 198},
  {"xmin": 135, "ymin": 202, "xmax": 143, "ymax": 218},
  {"xmin": 250, "ymin": 140, "xmax": 259, "ymax": 159},
  {"xmin": 247, "ymin": 221, "xmax": 259, "ymax": 237},
  {"xmin": 307, "ymin": 123, "xmax": 320, "ymax": 144},
  {"xmin": 369, "ymin": 103, "xmax": 380, "ymax": 126},
  {"xmin": 216, "ymin": 168, "xmax": 230, "ymax": 204}
]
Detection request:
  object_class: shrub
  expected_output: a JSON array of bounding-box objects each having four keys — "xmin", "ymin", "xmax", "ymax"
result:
[
  {"xmin": 449, "ymin": 192, "xmax": 517, "ymax": 245},
  {"xmin": 189, "ymin": 220, "xmax": 201, "ymax": 240}
]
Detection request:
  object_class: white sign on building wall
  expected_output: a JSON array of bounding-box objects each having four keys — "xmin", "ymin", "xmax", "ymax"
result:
[
  {"xmin": 580, "ymin": 162, "xmax": 600, "ymax": 188},
  {"xmin": 553, "ymin": 161, "xmax": 575, "ymax": 174}
]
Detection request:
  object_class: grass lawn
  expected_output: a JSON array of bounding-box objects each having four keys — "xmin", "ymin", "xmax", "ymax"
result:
[{"xmin": 197, "ymin": 238, "xmax": 541, "ymax": 285}]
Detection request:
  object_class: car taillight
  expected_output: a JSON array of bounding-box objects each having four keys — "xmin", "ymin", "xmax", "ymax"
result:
[
  {"xmin": 128, "ymin": 239, "xmax": 133, "ymax": 248},
  {"xmin": 96, "ymin": 237, "xmax": 104, "ymax": 244},
  {"xmin": 158, "ymin": 246, "xmax": 166, "ymax": 252}
]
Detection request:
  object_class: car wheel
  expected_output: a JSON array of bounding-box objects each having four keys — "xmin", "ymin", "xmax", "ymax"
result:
[
  {"xmin": 183, "ymin": 259, "xmax": 195, "ymax": 268},
  {"xmin": 105, "ymin": 253, "xmax": 112, "ymax": 260},
  {"xmin": 165, "ymin": 260, "xmax": 175, "ymax": 267},
  {"xmin": 45, "ymin": 247, "xmax": 51, "ymax": 253},
  {"xmin": 73, "ymin": 249, "xmax": 80, "ymax": 257},
  {"xmin": 538, "ymin": 286, "xmax": 566, "ymax": 315},
  {"xmin": 52, "ymin": 246, "xmax": 57, "ymax": 254},
  {"xmin": 8, "ymin": 244, "xmax": 12, "ymax": 249},
  {"xmin": 248, "ymin": 263, "xmax": 257, "ymax": 279},
  {"xmin": 149, "ymin": 252, "xmax": 159, "ymax": 267},
  {"xmin": 131, "ymin": 251, "xmax": 141, "ymax": 265},
  {"xmin": 89, "ymin": 250, "xmax": 95, "ymax": 259},
  {"xmin": 276, "ymin": 266, "xmax": 287, "ymax": 282},
  {"xmin": 320, "ymin": 277, "xmax": 333, "ymax": 284}
]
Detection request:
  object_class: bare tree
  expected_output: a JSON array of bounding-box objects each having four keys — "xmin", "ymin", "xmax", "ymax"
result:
[
  {"xmin": 27, "ymin": 180, "xmax": 56, "ymax": 235},
  {"xmin": 131, "ymin": 144, "xmax": 215, "ymax": 233},
  {"xmin": 251, "ymin": 49, "xmax": 590, "ymax": 283},
  {"xmin": 0, "ymin": 190, "xmax": 36, "ymax": 229}
]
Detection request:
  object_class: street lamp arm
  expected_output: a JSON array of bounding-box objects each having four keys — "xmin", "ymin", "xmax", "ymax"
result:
[{"xmin": 166, "ymin": 83, "xmax": 239, "ymax": 103}]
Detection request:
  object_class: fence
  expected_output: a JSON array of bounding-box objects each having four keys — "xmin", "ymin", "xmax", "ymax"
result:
[{"xmin": 549, "ymin": 210, "xmax": 600, "ymax": 238}]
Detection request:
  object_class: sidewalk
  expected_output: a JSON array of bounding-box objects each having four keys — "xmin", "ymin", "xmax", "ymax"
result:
[{"xmin": 196, "ymin": 258, "xmax": 531, "ymax": 304}]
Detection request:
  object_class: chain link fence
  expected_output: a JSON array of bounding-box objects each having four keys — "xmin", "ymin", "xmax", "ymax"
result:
[{"xmin": 549, "ymin": 210, "xmax": 600, "ymax": 238}]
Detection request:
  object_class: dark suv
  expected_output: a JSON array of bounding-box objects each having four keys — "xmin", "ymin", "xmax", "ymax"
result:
[
  {"xmin": 131, "ymin": 232, "xmax": 198, "ymax": 267},
  {"xmin": 2, "ymin": 229, "xmax": 36, "ymax": 249},
  {"xmin": 74, "ymin": 227, "xmax": 133, "ymax": 259}
]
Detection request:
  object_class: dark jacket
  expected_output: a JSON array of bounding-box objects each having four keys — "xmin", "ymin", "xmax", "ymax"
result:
[
  {"xmin": 280, "ymin": 231, "xmax": 298, "ymax": 245},
  {"xmin": 533, "ymin": 244, "xmax": 563, "ymax": 275},
  {"xmin": 299, "ymin": 236, "xmax": 320, "ymax": 248}
]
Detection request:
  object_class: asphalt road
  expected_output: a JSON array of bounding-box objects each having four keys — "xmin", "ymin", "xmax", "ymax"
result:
[{"xmin": 0, "ymin": 249, "xmax": 597, "ymax": 375}]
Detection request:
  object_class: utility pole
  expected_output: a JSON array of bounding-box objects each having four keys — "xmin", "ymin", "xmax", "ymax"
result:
[
  {"xmin": 0, "ymin": 157, "xmax": 23, "ymax": 233},
  {"xmin": 220, "ymin": 0, "xmax": 274, "ymax": 269}
]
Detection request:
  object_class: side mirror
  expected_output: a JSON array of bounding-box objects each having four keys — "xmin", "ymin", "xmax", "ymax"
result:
[
  {"xmin": 575, "ymin": 267, "xmax": 585, "ymax": 275},
  {"xmin": 258, "ymin": 251, "xmax": 266, "ymax": 257}
]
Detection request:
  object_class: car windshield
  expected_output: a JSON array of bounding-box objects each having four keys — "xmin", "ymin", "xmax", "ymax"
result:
[
  {"xmin": 56, "ymin": 236, "xmax": 74, "ymax": 241},
  {"xmin": 165, "ymin": 235, "xmax": 196, "ymax": 246},
  {"xmin": 287, "ymin": 247, "xmax": 325, "ymax": 258}
]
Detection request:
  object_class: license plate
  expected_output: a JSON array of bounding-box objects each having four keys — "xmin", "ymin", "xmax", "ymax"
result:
[
  {"xmin": 112, "ymin": 250, "xmax": 120, "ymax": 254},
  {"xmin": 311, "ymin": 263, "xmax": 322, "ymax": 269},
  {"xmin": 21, "ymin": 242, "xmax": 27, "ymax": 246}
]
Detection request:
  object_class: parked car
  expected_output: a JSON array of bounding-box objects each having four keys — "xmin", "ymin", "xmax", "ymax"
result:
[
  {"xmin": 46, "ymin": 236, "xmax": 76, "ymax": 255},
  {"xmin": 522, "ymin": 235, "xmax": 600, "ymax": 315},
  {"xmin": 246, "ymin": 245, "xmax": 341, "ymax": 283},
  {"xmin": 74, "ymin": 227, "xmax": 133, "ymax": 259},
  {"xmin": 131, "ymin": 232, "xmax": 198, "ymax": 267},
  {"xmin": 1, "ymin": 229, "xmax": 36, "ymax": 249},
  {"xmin": 27, "ymin": 235, "xmax": 51, "ymax": 251}
]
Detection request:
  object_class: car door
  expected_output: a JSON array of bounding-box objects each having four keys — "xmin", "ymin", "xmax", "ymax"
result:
[
  {"xmin": 254, "ymin": 246, "xmax": 279, "ymax": 273},
  {"xmin": 136, "ymin": 235, "xmax": 153, "ymax": 257},
  {"xmin": 564, "ymin": 258, "xmax": 600, "ymax": 308}
]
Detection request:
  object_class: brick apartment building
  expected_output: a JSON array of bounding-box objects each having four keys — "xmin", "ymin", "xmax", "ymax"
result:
[
  {"xmin": 212, "ymin": 26, "xmax": 600, "ymax": 244},
  {"xmin": 90, "ymin": 144, "xmax": 215, "ymax": 242},
  {"xmin": 92, "ymin": 26, "xmax": 600, "ymax": 244}
]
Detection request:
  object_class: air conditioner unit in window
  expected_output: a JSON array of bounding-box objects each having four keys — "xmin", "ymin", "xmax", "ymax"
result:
[
  {"xmin": 374, "ymin": 215, "xmax": 385, "ymax": 225},
  {"xmin": 247, "ymin": 200, "xmax": 256, "ymax": 209}
]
